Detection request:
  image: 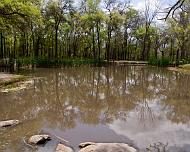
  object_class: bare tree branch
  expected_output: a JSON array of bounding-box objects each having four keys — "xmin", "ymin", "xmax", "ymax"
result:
[{"xmin": 159, "ymin": 0, "xmax": 185, "ymax": 20}]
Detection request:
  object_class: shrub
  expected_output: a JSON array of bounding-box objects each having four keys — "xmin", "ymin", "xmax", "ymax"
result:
[
  {"xmin": 148, "ymin": 57, "xmax": 171, "ymax": 67},
  {"xmin": 15, "ymin": 57, "xmax": 104, "ymax": 67}
]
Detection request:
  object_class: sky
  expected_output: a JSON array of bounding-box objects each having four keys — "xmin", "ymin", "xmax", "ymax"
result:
[
  {"xmin": 74, "ymin": 0, "xmax": 177, "ymax": 24},
  {"xmin": 131, "ymin": 0, "xmax": 175, "ymax": 10},
  {"xmin": 129, "ymin": 0, "xmax": 177, "ymax": 25},
  {"xmin": 74, "ymin": 0, "xmax": 177, "ymax": 13}
]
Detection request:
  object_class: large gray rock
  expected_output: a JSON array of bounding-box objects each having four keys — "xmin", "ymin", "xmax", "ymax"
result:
[
  {"xmin": 28, "ymin": 134, "xmax": 51, "ymax": 145},
  {"xmin": 55, "ymin": 144, "xmax": 74, "ymax": 152},
  {"xmin": 79, "ymin": 142, "xmax": 137, "ymax": 152},
  {"xmin": 0, "ymin": 120, "xmax": 19, "ymax": 128}
]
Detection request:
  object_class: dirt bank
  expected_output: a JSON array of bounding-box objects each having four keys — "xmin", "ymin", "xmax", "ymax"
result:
[
  {"xmin": 0, "ymin": 73, "xmax": 33, "ymax": 93},
  {"xmin": 167, "ymin": 64, "xmax": 190, "ymax": 75}
]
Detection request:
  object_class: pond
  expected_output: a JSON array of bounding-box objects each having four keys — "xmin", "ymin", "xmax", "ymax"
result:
[{"xmin": 0, "ymin": 65, "xmax": 190, "ymax": 152}]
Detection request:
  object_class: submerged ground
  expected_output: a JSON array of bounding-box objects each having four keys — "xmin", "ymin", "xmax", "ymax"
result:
[{"xmin": 0, "ymin": 65, "xmax": 190, "ymax": 152}]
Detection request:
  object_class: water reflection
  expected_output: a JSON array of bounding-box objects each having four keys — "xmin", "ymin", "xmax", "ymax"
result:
[{"xmin": 0, "ymin": 66, "xmax": 190, "ymax": 152}]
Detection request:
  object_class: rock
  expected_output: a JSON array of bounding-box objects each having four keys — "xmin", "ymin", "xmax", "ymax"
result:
[
  {"xmin": 79, "ymin": 144, "xmax": 97, "ymax": 152},
  {"xmin": 0, "ymin": 120, "xmax": 19, "ymax": 128},
  {"xmin": 79, "ymin": 143, "xmax": 137, "ymax": 152},
  {"xmin": 79, "ymin": 142, "xmax": 96, "ymax": 149},
  {"xmin": 28, "ymin": 134, "xmax": 51, "ymax": 145},
  {"xmin": 55, "ymin": 144, "xmax": 74, "ymax": 152}
]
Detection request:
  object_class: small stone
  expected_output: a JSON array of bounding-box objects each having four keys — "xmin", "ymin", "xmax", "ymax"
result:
[
  {"xmin": 0, "ymin": 120, "xmax": 19, "ymax": 128},
  {"xmin": 28, "ymin": 134, "xmax": 51, "ymax": 145},
  {"xmin": 55, "ymin": 144, "xmax": 74, "ymax": 152}
]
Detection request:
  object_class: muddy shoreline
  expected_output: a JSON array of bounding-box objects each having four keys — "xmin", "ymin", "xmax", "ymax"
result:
[
  {"xmin": 0, "ymin": 73, "xmax": 34, "ymax": 93},
  {"xmin": 167, "ymin": 64, "xmax": 190, "ymax": 74}
]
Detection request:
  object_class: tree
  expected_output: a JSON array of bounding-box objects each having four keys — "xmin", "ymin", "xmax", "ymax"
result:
[
  {"xmin": 45, "ymin": 0, "xmax": 67, "ymax": 59},
  {"xmin": 161, "ymin": 0, "xmax": 186, "ymax": 20},
  {"xmin": 0, "ymin": 0, "xmax": 41, "ymax": 59},
  {"xmin": 141, "ymin": 0, "xmax": 160, "ymax": 60},
  {"xmin": 0, "ymin": 0, "xmax": 190, "ymax": 65}
]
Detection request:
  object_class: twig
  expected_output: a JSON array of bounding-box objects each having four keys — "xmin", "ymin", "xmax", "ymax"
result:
[
  {"xmin": 53, "ymin": 134, "xmax": 69, "ymax": 143},
  {"xmin": 40, "ymin": 130, "xmax": 69, "ymax": 143}
]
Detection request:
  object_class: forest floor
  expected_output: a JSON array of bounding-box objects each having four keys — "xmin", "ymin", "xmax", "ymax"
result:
[
  {"xmin": 167, "ymin": 64, "xmax": 190, "ymax": 75},
  {"xmin": 0, "ymin": 73, "xmax": 33, "ymax": 93}
]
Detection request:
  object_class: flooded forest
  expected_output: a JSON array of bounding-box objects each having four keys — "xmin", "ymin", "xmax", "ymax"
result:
[{"xmin": 0, "ymin": 0, "xmax": 190, "ymax": 152}]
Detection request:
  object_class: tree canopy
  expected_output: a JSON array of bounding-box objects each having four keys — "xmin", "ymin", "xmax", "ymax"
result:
[{"xmin": 0, "ymin": 0, "xmax": 190, "ymax": 66}]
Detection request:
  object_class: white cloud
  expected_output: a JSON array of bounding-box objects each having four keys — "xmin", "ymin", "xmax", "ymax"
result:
[
  {"xmin": 109, "ymin": 110, "xmax": 190, "ymax": 150},
  {"xmin": 131, "ymin": 0, "xmax": 172, "ymax": 25},
  {"xmin": 131, "ymin": 0, "xmax": 170, "ymax": 11}
]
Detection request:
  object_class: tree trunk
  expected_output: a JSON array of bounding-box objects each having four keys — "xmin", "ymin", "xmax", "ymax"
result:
[
  {"xmin": 0, "ymin": 33, "xmax": 3, "ymax": 58},
  {"xmin": 180, "ymin": 34, "xmax": 185, "ymax": 60},
  {"xmin": 155, "ymin": 36, "xmax": 159, "ymax": 59},
  {"xmin": 124, "ymin": 32, "xmax": 128, "ymax": 60},
  {"xmin": 13, "ymin": 34, "xmax": 16, "ymax": 58},
  {"xmin": 35, "ymin": 36, "xmax": 40, "ymax": 58},
  {"xmin": 107, "ymin": 25, "xmax": 111, "ymax": 61},
  {"xmin": 176, "ymin": 49, "xmax": 179, "ymax": 65},
  {"xmin": 169, "ymin": 38, "xmax": 174, "ymax": 62},
  {"xmin": 92, "ymin": 27, "xmax": 96, "ymax": 60},
  {"xmin": 55, "ymin": 28, "xmax": 58, "ymax": 59},
  {"xmin": 97, "ymin": 21, "xmax": 101, "ymax": 61},
  {"xmin": 141, "ymin": 25, "xmax": 149, "ymax": 61}
]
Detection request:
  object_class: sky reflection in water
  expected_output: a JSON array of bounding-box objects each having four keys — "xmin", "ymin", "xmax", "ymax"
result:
[{"xmin": 0, "ymin": 66, "xmax": 190, "ymax": 152}]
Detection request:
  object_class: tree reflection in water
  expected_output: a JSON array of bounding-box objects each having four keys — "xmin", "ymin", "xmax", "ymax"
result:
[{"xmin": 0, "ymin": 66, "xmax": 190, "ymax": 151}]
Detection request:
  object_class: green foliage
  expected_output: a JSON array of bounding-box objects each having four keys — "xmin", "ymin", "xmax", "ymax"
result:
[
  {"xmin": 16, "ymin": 57, "xmax": 104, "ymax": 67},
  {"xmin": 148, "ymin": 57, "xmax": 171, "ymax": 67},
  {"xmin": 0, "ymin": 0, "xmax": 41, "ymax": 30},
  {"xmin": 0, "ymin": 0, "xmax": 190, "ymax": 67}
]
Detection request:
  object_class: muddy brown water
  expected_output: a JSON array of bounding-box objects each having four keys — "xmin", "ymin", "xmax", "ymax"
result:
[{"xmin": 0, "ymin": 66, "xmax": 190, "ymax": 152}]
